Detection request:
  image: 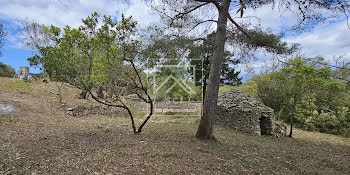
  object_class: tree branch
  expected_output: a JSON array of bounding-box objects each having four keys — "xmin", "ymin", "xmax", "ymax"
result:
[
  {"xmin": 88, "ymin": 90, "xmax": 137, "ymax": 133},
  {"xmin": 227, "ymin": 14, "xmax": 251, "ymax": 39},
  {"xmin": 195, "ymin": 0, "xmax": 221, "ymax": 10},
  {"xmin": 170, "ymin": 2, "xmax": 210, "ymax": 26},
  {"xmin": 175, "ymin": 2, "xmax": 209, "ymax": 19},
  {"xmin": 190, "ymin": 19, "xmax": 218, "ymax": 31}
]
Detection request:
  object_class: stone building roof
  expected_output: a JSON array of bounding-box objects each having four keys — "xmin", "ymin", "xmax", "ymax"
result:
[{"xmin": 218, "ymin": 89, "xmax": 273, "ymax": 115}]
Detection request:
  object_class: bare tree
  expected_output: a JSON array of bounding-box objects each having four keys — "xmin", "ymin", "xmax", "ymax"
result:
[
  {"xmin": 0, "ymin": 24, "xmax": 7, "ymax": 56},
  {"xmin": 152, "ymin": 0, "xmax": 350, "ymax": 139}
]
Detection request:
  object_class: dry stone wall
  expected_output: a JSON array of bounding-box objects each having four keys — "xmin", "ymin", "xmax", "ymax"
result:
[{"xmin": 66, "ymin": 105, "xmax": 125, "ymax": 117}]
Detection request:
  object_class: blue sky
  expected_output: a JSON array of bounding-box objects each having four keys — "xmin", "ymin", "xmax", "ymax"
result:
[
  {"xmin": 1, "ymin": 18, "xmax": 38, "ymax": 73},
  {"xmin": 0, "ymin": 0, "xmax": 349, "ymax": 76}
]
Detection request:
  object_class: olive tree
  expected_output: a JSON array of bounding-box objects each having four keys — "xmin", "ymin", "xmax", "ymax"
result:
[{"xmin": 23, "ymin": 13, "xmax": 154, "ymax": 134}]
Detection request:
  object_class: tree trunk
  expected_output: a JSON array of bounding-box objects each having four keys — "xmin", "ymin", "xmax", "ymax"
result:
[
  {"xmin": 97, "ymin": 86, "xmax": 104, "ymax": 99},
  {"xmin": 289, "ymin": 107, "xmax": 294, "ymax": 138},
  {"xmin": 56, "ymin": 82, "xmax": 63, "ymax": 104},
  {"xmin": 202, "ymin": 76, "xmax": 207, "ymax": 103},
  {"xmin": 201, "ymin": 76, "xmax": 207, "ymax": 118},
  {"xmin": 79, "ymin": 90, "xmax": 88, "ymax": 99},
  {"xmin": 196, "ymin": 0, "xmax": 230, "ymax": 139}
]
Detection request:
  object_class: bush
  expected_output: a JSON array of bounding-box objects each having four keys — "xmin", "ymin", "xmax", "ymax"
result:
[
  {"xmin": 305, "ymin": 112, "xmax": 341, "ymax": 134},
  {"xmin": 0, "ymin": 62, "xmax": 15, "ymax": 77}
]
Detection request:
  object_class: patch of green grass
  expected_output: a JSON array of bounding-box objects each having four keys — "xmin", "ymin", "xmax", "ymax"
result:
[
  {"xmin": 73, "ymin": 152, "xmax": 81, "ymax": 157},
  {"xmin": 3, "ymin": 152, "xmax": 9, "ymax": 158},
  {"xmin": 162, "ymin": 151, "xmax": 177, "ymax": 158},
  {"xmin": 104, "ymin": 150, "xmax": 120, "ymax": 158},
  {"xmin": 104, "ymin": 128, "xmax": 111, "ymax": 133},
  {"xmin": 0, "ymin": 78, "xmax": 32, "ymax": 91},
  {"xmin": 150, "ymin": 151, "xmax": 177, "ymax": 158}
]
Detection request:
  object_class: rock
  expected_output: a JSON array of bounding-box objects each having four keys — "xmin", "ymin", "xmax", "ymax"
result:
[
  {"xmin": 66, "ymin": 108, "xmax": 74, "ymax": 111},
  {"xmin": 0, "ymin": 101, "xmax": 16, "ymax": 115},
  {"xmin": 217, "ymin": 89, "xmax": 286, "ymax": 136}
]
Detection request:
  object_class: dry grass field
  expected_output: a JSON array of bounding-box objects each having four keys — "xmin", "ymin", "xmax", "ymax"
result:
[{"xmin": 0, "ymin": 77, "xmax": 350, "ymax": 174}]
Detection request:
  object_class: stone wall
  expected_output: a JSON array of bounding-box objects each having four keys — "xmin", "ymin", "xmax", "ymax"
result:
[
  {"xmin": 66, "ymin": 105, "xmax": 125, "ymax": 117},
  {"xmin": 217, "ymin": 89, "xmax": 285, "ymax": 136}
]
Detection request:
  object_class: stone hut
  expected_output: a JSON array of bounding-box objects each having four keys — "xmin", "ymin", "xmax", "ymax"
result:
[
  {"xmin": 15, "ymin": 67, "xmax": 30, "ymax": 79},
  {"xmin": 217, "ymin": 89, "xmax": 285, "ymax": 136}
]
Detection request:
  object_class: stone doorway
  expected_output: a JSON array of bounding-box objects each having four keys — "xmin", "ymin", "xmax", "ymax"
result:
[{"xmin": 259, "ymin": 116, "xmax": 272, "ymax": 135}]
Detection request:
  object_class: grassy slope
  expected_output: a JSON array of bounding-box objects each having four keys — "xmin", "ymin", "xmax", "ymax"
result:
[{"xmin": 0, "ymin": 78, "xmax": 350, "ymax": 174}]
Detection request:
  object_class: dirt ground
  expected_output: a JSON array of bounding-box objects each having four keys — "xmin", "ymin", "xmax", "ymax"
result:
[{"xmin": 0, "ymin": 77, "xmax": 350, "ymax": 174}]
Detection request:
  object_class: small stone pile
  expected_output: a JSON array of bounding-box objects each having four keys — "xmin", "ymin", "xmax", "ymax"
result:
[
  {"xmin": 66, "ymin": 105, "xmax": 125, "ymax": 117},
  {"xmin": 217, "ymin": 89, "xmax": 285, "ymax": 136}
]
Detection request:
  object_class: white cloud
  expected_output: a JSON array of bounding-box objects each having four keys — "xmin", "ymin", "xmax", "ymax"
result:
[
  {"xmin": 285, "ymin": 20, "xmax": 350, "ymax": 59},
  {"xmin": 0, "ymin": 0, "xmax": 160, "ymax": 48},
  {"xmin": 233, "ymin": 3, "xmax": 299, "ymax": 33},
  {"xmin": 121, "ymin": 0, "xmax": 161, "ymax": 27},
  {"xmin": 0, "ymin": 0, "xmax": 125, "ymax": 27},
  {"xmin": 0, "ymin": 0, "xmax": 160, "ymax": 27}
]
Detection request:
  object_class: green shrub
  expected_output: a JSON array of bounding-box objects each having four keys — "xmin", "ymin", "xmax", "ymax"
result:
[{"xmin": 305, "ymin": 112, "xmax": 341, "ymax": 134}]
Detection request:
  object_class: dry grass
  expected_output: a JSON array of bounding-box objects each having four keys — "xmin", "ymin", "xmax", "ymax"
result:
[{"xmin": 0, "ymin": 77, "xmax": 350, "ymax": 174}]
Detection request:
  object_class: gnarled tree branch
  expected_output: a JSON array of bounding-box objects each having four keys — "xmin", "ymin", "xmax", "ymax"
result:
[{"xmin": 228, "ymin": 14, "xmax": 251, "ymax": 39}]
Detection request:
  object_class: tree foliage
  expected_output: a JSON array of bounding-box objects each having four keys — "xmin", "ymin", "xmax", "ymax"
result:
[{"xmin": 0, "ymin": 62, "xmax": 15, "ymax": 78}]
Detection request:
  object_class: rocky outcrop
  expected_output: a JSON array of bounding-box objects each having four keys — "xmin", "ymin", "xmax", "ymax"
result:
[{"xmin": 217, "ymin": 89, "xmax": 285, "ymax": 136}]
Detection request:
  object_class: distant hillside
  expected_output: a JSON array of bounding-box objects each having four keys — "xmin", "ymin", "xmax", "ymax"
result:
[{"xmin": 0, "ymin": 62, "xmax": 15, "ymax": 78}]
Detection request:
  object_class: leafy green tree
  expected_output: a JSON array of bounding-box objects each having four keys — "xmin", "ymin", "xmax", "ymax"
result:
[{"xmin": 0, "ymin": 62, "xmax": 15, "ymax": 77}]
